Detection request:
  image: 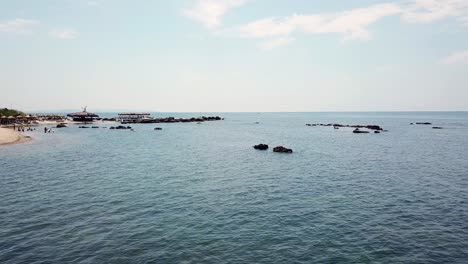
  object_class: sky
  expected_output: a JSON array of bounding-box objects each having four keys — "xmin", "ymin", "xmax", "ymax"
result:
[{"xmin": 1, "ymin": 0, "xmax": 468, "ymax": 112}]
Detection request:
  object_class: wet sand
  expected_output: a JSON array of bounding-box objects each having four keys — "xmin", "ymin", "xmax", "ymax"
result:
[{"xmin": 0, "ymin": 127, "xmax": 31, "ymax": 146}]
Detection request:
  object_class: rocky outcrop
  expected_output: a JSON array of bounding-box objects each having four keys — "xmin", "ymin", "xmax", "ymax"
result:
[
  {"xmin": 253, "ymin": 144, "xmax": 269, "ymax": 150},
  {"xmin": 56, "ymin": 124, "xmax": 67, "ymax": 128},
  {"xmin": 273, "ymin": 146, "xmax": 293, "ymax": 153},
  {"xmin": 139, "ymin": 116, "xmax": 223, "ymax": 124},
  {"xmin": 307, "ymin": 123, "xmax": 384, "ymax": 131}
]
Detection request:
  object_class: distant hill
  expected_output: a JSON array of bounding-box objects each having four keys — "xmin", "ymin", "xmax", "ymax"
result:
[{"xmin": 0, "ymin": 108, "xmax": 26, "ymax": 117}]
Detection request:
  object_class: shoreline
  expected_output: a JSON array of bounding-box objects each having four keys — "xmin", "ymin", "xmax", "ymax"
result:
[{"xmin": 0, "ymin": 127, "xmax": 32, "ymax": 147}]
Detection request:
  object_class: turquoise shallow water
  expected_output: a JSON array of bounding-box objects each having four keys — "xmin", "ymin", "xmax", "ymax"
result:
[{"xmin": 1, "ymin": 112, "xmax": 468, "ymax": 263}]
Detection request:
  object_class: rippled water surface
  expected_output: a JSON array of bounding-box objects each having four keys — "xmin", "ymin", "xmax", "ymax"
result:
[{"xmin": 1, "ymin": 112, "xmax": 468, "ymax": 263}]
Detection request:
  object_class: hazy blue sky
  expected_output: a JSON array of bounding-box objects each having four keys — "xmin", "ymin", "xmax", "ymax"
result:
[{"xmin": 1, "ymin": 0, "xmax": 468, "ymax": 112}]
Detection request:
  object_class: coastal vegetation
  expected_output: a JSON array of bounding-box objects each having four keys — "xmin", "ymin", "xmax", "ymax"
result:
[{"xmin": 0, "ymin": 108, "xmax": 25, "ymax": 117}]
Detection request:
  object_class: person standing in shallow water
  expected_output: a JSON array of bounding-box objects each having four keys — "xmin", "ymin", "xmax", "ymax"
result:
[{"xmin": 44, "ymin": 127, "xmax": 47, "ymax": 133}]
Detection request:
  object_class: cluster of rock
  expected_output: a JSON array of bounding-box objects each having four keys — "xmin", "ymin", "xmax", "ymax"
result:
[
  {"xmin": 307, "ymin": 123, "xmax": 386, "ymax": 135},
  {"xmin": 110, "ymin": 125, "xmax": 132, "ymax": 130},
  {"xmin": 141, "ymin": 116, "xmax": 223, "ymax": 124},
  {"xmin": 79, "ymin": 126, "xmax": 89, "ymax": 128},
  {"xmin": 56, "ymin": 124, "xmax": 67, "ymax": 128},
  {"xmin": 306, "ymin": 123, "xmax": 384, "ymax": 131},
  {"xmin": 411, "ymin": 122, "xmax": 444, "ymax": 129},
  {"xmin": 253, "ymin": 144, "xmax": 293, "ymax": 153}
]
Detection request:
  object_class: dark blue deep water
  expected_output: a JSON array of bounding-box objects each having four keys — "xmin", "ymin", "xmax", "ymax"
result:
[{"xmin": 1, "ymin": 112, "xmax": 468, "ymax": 263}]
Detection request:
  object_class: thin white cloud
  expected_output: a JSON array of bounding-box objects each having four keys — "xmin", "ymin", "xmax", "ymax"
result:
[
  {"xmin": 259, "ymin": 37, "xmax": 295, "ymax": 50},
  {"xmin": 402, "ymin": 0, "xmax": 468, "ymax": 24},
  {"xmin": 238, "ymin": 3, "xmax": 402, "ymax": 41},
  {"xmin": 50, "ymin": 29, "xmax": 78, "ymax": 40},
  {"xmin": 182, "ymin": 0, "xmax": 248, "ymax": 28},
  {"xmin": 442, "ymin": 50, "xmax": 468, "ymax": 64},
  {"xmin": 0, "ymin": 18, "xmax": 39, "ymax": 34},
  {"xmin": 207, "ymin": 1, "xmax": 468, "ymax": 51}
]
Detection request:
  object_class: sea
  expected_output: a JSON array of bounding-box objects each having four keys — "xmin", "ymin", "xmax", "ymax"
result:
[{"xmin": 1, "ymin": 112, "xmax": 468, "ymax": 263}]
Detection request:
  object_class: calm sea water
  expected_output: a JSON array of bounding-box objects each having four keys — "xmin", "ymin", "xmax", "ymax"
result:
[{"xmin": 1, "ymin": 112, "xmax": 468, "ymax": 263}]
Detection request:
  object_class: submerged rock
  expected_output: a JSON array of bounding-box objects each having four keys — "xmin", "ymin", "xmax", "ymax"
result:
[
  {"xmin": 154, "ymin": 127, "xmax": 163, "ymax": 130},
  {"xmin": 273, "ymin": 146, "xmax": 293, "ymax": 153},
  {"xmin": 253, "ymin": 144, "xmax": 269, "ymax": 150},
  {"xmin": 56, "ymin": 124, "xmax": 67, "ymax": 128},
  {"xmin": 416, "ymin": 122, "xmax": 432, "ymax": 125},
  {"xmin": 432, "ymin": 127, "xmax": 443, "ymax": 129}
]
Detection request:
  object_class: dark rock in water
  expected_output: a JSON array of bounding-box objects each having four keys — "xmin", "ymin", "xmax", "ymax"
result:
[
  {"xmin": 146, "ymin": 116, "xmax": 224, "ymax": 124},
  {"xmin": 56, "ymin": 124, "xmax": 67, "ymax": 128},
  {"xmin": 273, "ymin": 146, "xmax": 293, "ymax": 153},
  {"xmin": 79, "ymin": 126, "xmax": 90, "ymax": 128},
  {"xmin": 306, "ymin": 124, "xmax": 312, "ymax": 126},
  {"xmin": 314, "ymin": 123, "xmax": 384, "ymax": 131},
  {"xmin": 410, "ymin": 123, "xmax": 414, "ymax": 125},
  {"xmin": 374, "ymin": 131, "xmax": 381, "ymax": 134},
  {"xmin": 365, "ymin": 125, "xmax": 383, "ymax": 131},
  {"xmin": 255, "ymin": 122, "xmax": 260, "ymax": 124},
  {"xmin": 432, "ymin": 127, "xmax": 443, "ymax": 129},
  {"xmin": 110, "ymin": 125, "xmax": 132, "ymax": 130},
  {"xmin": 154, "ymin": 127, "xmax": 163, "ymax": 130},
  {"xmin": 92, "ymin": 126, "xmax": 99, "ymax": 128},
  {"xmin": 416, "ymin": 122, "xmax": 432, "ymax": 125},
  {"xmin": 253, "ymin": 144, "xmax": 269, "ymax": 150},
  {"xmin": 353, "ymin": 128, "xmax": 369, "ymax": 134}
]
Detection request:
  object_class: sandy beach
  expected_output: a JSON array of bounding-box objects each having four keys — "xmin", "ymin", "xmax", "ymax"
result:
[{"xmin": 0, "ymin": 127, "xmax": 31, "ymax": 146}]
